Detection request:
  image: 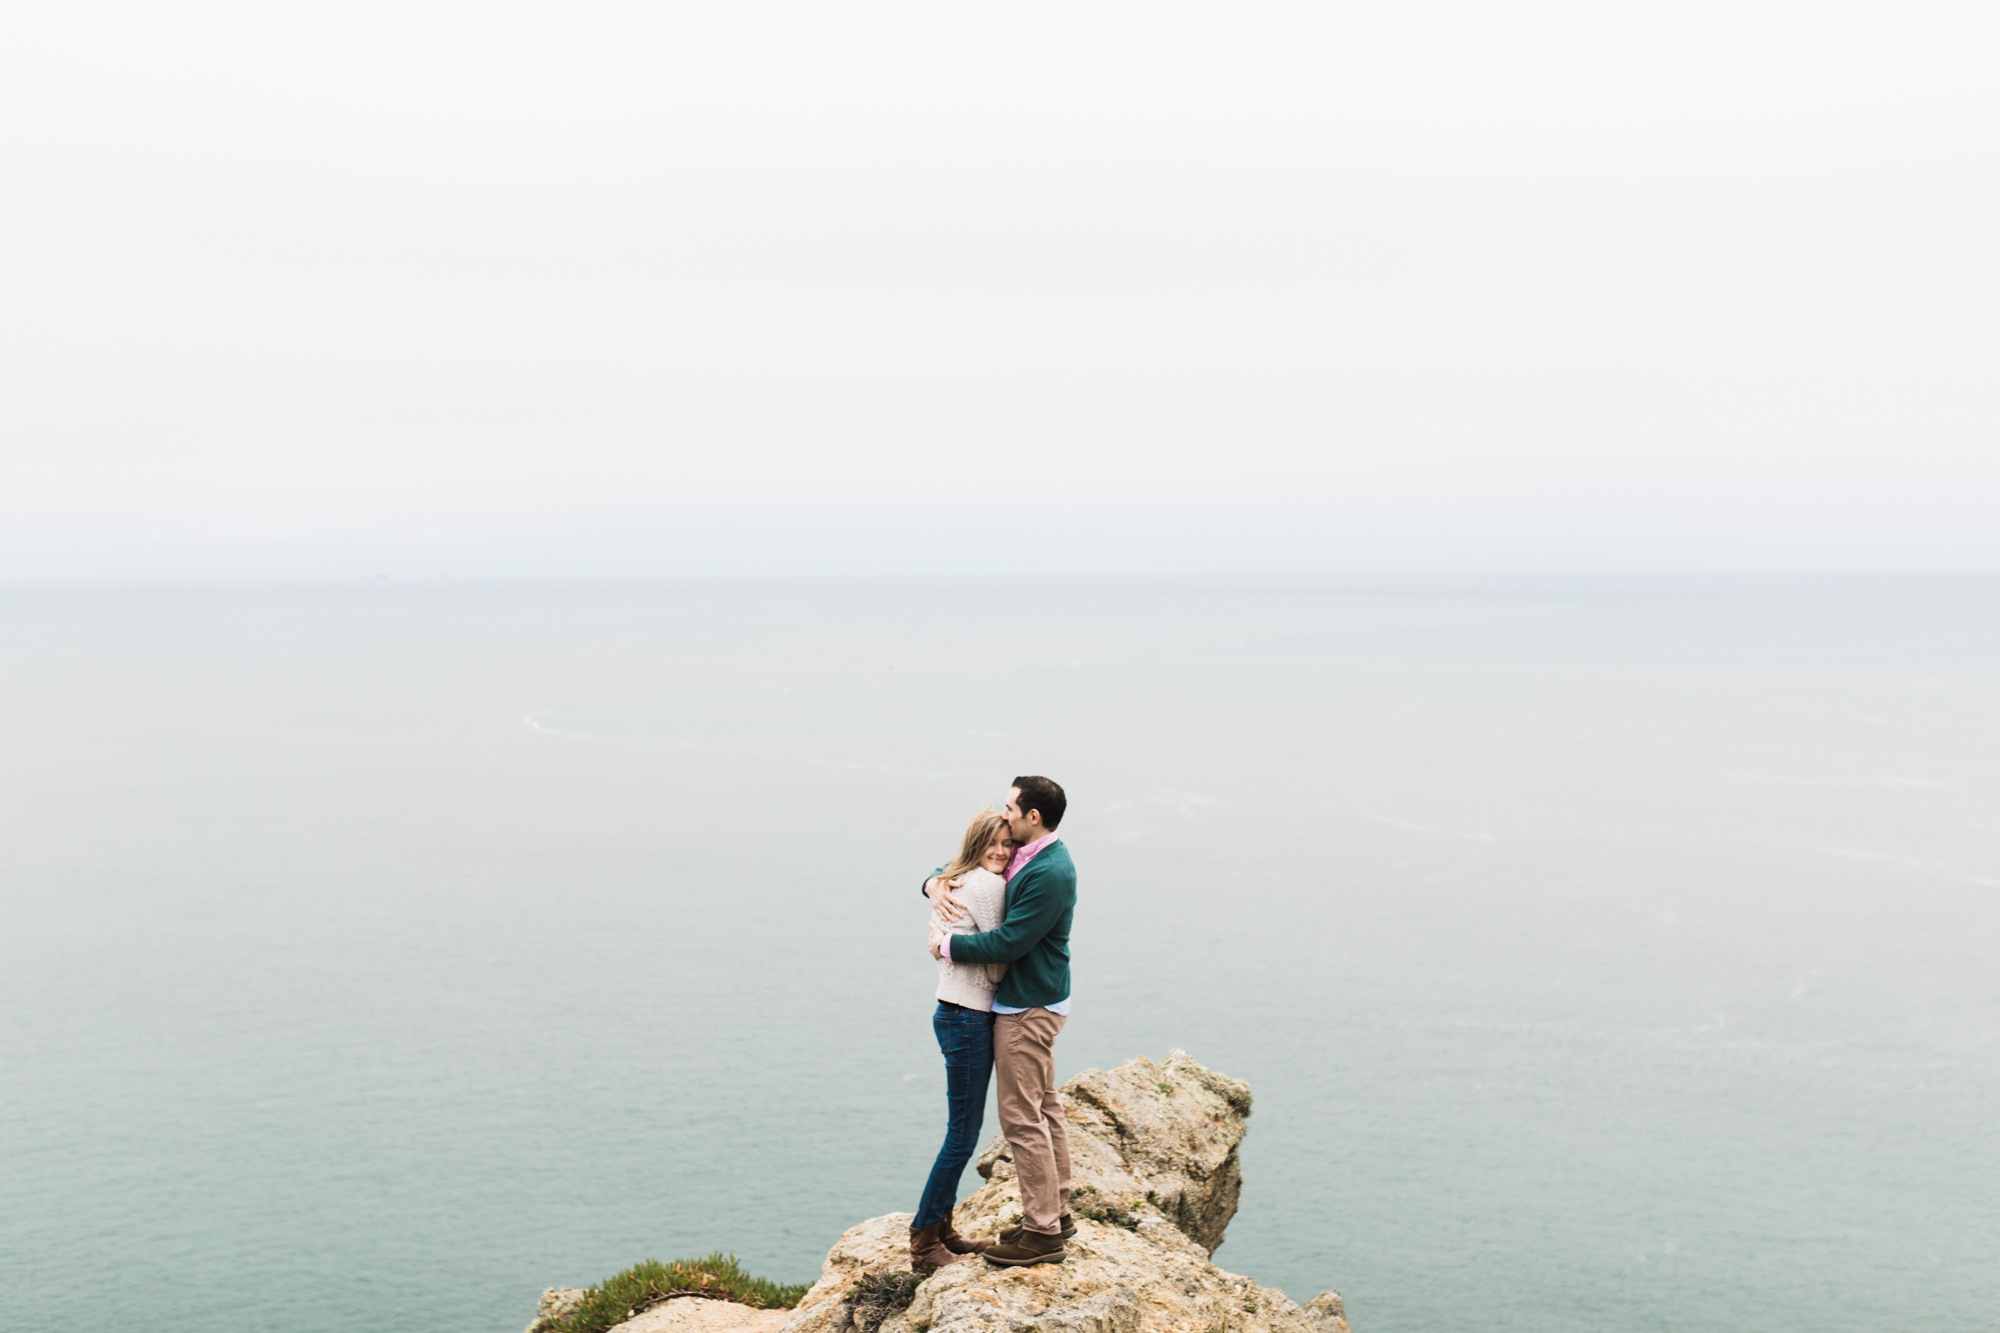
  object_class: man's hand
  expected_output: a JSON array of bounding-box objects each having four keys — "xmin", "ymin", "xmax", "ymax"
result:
[
  {"xmin": 925, "ymin": 875, "xmax": 969, "ymax": 924},
  {"xmin": 927, "ymin": 922, "xmax": 946, "ymax": 960}
]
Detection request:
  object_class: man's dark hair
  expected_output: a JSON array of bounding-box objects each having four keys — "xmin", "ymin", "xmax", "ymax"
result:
[{"xmin": 1012, "ymin": 775, "xmax": 1067, "ymax": 831}]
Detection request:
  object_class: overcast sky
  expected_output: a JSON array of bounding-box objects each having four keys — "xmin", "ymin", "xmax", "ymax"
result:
[{"xmin": 3, "ymin": 0, "xmax": 1994, "ymax": 579}]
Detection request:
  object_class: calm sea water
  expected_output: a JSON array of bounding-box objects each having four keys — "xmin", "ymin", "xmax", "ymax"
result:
[{"xmin": 3, "ymin": 581, "xmax": 1996, "ymax": 1333}]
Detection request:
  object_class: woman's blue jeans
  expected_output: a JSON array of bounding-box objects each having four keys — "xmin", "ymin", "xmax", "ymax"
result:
[{"xmin": 913, "ymin": 1001, "xmax": 995, "ymax": 1229}]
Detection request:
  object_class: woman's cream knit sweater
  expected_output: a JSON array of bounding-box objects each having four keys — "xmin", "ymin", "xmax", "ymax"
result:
[{"xmin": 933, "ymin": 867, "xmax": 1009, "ymax": 1010}]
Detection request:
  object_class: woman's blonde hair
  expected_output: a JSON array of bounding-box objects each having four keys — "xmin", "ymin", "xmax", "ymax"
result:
[{"xmin": 939, "ymin": 808, "xmax": 1012, "ymax": 884}]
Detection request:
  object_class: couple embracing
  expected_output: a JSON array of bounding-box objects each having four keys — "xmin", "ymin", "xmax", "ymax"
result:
[{"xmin": 908, "ymin": 775, "xmax": 1076, "ymax": 1271}]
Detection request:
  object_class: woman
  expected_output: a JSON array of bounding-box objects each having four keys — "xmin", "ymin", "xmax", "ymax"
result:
[{"xmin": 908, "ymin": 809, "xmax": 1013, "ymax": 1269}]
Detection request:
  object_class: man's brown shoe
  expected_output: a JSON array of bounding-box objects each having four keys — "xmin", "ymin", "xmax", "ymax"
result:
[
  {"xmin": 982, "ymin": 1227, "xmax": 1066, "ymax": 1267},
  {"xmin": 939, "ymin": 1209, "xmax": 992, "ymax": 1255},
  {"xmin": 999, "ymin": 1213, "xmax": 1076, "ymax": 1245},
  {"xmin": 909, "ymin": 1222, "xmax": 960, "ymax": 1269}
]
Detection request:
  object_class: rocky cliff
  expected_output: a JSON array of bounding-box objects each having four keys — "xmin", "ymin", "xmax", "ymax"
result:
[{"xmin": 531, "ymin": 1051, "xmax": 1349, "ymax": 1333}]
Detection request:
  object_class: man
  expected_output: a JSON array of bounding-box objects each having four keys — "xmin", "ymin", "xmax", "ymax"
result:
[{"xmin": 925, "ymin": 775, "xmax": 1076, "ymax": 1267}]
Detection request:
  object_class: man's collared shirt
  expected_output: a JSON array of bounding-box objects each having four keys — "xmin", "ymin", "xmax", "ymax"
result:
[{"xmin": 1007, "ymin": 830, "xmax": 1060, "ymax": 879}]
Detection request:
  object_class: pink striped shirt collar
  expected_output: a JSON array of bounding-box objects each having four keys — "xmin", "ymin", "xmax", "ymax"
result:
[{"xmin": 1007, "ymin": 830, "xmax": 1060, "ymax": 879}]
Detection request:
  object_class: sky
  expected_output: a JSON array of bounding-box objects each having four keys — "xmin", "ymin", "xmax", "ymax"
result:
[{"xmin": 3, "ymin": 0, "xmax": 1995, "ymax": 580}]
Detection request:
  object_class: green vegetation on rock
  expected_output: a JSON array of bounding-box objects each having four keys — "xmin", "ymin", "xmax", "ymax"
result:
[
  {"xmin": 535, "ymin": 1254, "xmax": 809, "ymax": 1333},
  {"xmin": 1079, "ymin": 1201, "xmax": 1143, "ymax": 1229},
  {"xmin": 1070, "ymin": 1183, "xmax": 1143, "ymax": 1230}
]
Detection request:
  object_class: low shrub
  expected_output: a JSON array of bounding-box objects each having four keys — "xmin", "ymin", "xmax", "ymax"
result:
[
  {"xmin": 538, "ymin": 1254, "xmax": 810, "ymax": 1333},
  {"xmin": 848, "ymin": 1270, "xmax": 927, "ymax": 1333}
]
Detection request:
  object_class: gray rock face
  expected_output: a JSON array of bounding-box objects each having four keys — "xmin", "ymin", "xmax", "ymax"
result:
[
  {"xmin": 1302, "ymin": 1291, "xmax": 1351, "ymax": 1331},
  {"xmin": 1033, "ymin": 1048, "xmax": 1252, "ymax": 1255},
  {"xmin": 527, "ymin": 1286, "xmax": 585, "ymax": 1333},
  {"xmin": 777, "ymin": 1051, "xmax": 1349, "ymax": 1333}
]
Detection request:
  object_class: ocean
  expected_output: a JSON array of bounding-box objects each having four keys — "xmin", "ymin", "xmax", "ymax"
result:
[{"xmin": 4, "ymin": 580, "xmax": 1995, "ymax": 1332}]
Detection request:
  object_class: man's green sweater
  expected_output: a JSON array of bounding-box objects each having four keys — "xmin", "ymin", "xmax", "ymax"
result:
[{"xmin": 931, "ymin": 840, "xmax": 1076, "ymax": 1010}]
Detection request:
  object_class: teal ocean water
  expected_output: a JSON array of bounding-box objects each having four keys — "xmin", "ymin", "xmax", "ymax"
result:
[{"xmin": 4, "ymin": 581, "xmax": 1995, "ymax": 1332}]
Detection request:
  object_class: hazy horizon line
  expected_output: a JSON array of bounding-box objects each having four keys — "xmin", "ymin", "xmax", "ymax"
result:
[{"xmin": 6, "ymin": 570, "xmax": 1995, "ymax": 594}]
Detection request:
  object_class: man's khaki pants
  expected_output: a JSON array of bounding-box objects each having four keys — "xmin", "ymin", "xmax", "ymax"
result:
[{"xmin": 994, "ymin": 1006, "xmax": 1071, "ymax": 1235}]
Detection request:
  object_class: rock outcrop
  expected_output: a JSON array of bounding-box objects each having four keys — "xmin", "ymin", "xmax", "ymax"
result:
[
  {"xmin": 540, "ymin": 1051, "xmax": 1349, "ymax": 1333},
  {"xmin": 776, "ymin": 1050, "xmax": 1346, "ymax": 1333}
]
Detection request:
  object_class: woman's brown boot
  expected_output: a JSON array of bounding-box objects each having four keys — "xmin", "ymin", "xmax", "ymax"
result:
[
  {"xmin": 909, "ymin": 1222, "xmax": 960, "ymax": 1269},
  {"xmin": 939, "ymin": 1208, "xmax": 992, "ymax": 1255}
]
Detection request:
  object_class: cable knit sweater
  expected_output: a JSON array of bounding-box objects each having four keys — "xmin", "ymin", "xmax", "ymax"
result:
[{"xmin": 933, "ymin": 867, "xmax": 1009, "ymax": 1009}]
